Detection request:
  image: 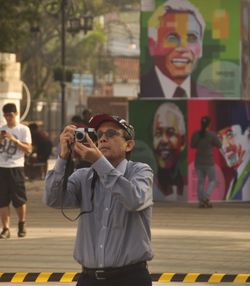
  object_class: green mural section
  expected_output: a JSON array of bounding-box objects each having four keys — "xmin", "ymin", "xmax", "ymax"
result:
[
  {"xmin": 140, "ymin": 0, "xmax": 241, "ymax": 98},
  {"xmin": 129, "ymin": 99, "xmax": 188, "ymax": 201}
]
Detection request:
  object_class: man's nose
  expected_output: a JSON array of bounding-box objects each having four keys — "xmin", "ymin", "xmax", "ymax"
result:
[
  {"xmin": 222, "ymin": 137, "xmax": 230, "ymax": 148},
  {"xmin": 99, "ymin": 134, "xmax": 107, "ymax": 142},
  {"xmin": 161, "ymin": 133, "xmax": 170, "ymax": 142},
  {"xmin": 173, "ymin": 36, "xmax": 188, "ymax": 49}
]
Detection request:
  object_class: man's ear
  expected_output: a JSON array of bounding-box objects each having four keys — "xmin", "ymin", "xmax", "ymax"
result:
[{"xmin": 126, "ymin": 139, "xmax": 135, "ymax": 153}]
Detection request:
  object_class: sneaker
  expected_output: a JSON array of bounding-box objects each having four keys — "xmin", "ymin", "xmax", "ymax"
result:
[
  {"xmin": 198, "ymin": 202, "xmax": 206, "ymax": 208},
  {"xmin": 0, "ymin": 228, "xmax": 10, "ymax": 239},
  {"xmin": 18, "ymin": 222, "xmax": 26, "ymax": 238},
  {"xmin": 205, "ymin": 199, "xmax": 213, "ymax": 208}
]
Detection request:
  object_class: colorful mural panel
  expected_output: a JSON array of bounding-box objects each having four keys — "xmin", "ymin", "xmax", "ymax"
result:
[
  {"xmin": 188, "ymin": 100, "xmax": 250, "ymax": 202},
  {"xmin": 140, "ymin": 0, "xmax": 242, "ymax": 99},
  {"xmin": 129, "ymin": 99, "xmax": 250, "ymax": 202},
  {"xmin": 129, "ymin": 99, "xmax": 188, "ymax": 202}
]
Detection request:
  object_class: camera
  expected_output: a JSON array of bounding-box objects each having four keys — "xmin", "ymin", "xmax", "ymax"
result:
[{"xmin": 74, "ymin": 128, "xmax": 97, "ymax": 144}]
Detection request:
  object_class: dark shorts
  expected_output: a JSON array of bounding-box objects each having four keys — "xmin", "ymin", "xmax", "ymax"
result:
[{"xmin": 0, "ymin": 167, "xmax": 27, "ymax": 208}]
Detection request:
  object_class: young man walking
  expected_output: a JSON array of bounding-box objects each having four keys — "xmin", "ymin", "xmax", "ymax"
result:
[{"xmin": 0, "ymin": 103, "xmax": 32, "ymax": 238}]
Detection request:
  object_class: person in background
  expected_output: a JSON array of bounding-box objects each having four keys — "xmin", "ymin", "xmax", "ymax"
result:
[
  {"xmin": 71, "ymin": 115, "xmax": 86, "ymax": 128},
  {"xmin": 28, "ymin": 123, "xmax": 53, "ymax": 178},
  {"xmin": 153, "ymin": 102, "xmax": 186, "ymax": 199},
  {"xmin": 191, "ymin": 116, "xmax": 222, "ymax": 208},
  {"xmin": 82, "ymin": 108, "xmax": 92, "ymax": 126},
  {"xmin": 44, "ymin": 114, "xmax": 153, "ymax": 286},
  {"xmin": 0, "ymin": 103, "xmax": 32, "ymax": 239}
]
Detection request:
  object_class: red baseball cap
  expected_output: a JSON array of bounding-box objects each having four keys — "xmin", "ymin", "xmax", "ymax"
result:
[{"xmin": 89, "ymin": 114, "xmax": 135, "ymax": 139}]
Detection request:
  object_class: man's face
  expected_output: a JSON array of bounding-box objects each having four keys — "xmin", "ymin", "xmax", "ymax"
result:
[
  {"xmin": 218, "ymin": 125, "xmax": 247, "ymax": 169},
  {"xmin": 97, "ymin": 121, "xmax": 134, "ymax": 167},
  {"xmin": 3, "ymin": 112, "xmax": 17, "ymax": 126},
  {"xmin": 149, "ymin": 11, "xmax": 202, "ymax": 82},
  {"xmin": 153, "ymin": 108, "xmax": 185, "ymax": 169}
]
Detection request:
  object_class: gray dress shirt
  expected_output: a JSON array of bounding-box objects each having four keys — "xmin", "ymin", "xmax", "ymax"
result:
[{"xmin": 44, "ymin": 155, "xmax": 154, "ymax": 268}]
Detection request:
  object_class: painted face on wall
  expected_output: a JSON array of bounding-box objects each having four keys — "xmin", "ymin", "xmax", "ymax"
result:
[
  {"xmin": 149, "ymin": 11, "xmax": 202, "ymax": 83},
  {"xmin": 153, "ymin": 105, "xmax": 185, "ymax": 169},
  {"xmin": 218, "ymin": 125, "xmax": 248, "ymax": 169}
]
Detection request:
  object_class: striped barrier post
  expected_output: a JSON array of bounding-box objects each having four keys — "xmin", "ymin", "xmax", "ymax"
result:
[{"xmin": 0, "ymin": 273, "xmax": 250, "ymax": 283}]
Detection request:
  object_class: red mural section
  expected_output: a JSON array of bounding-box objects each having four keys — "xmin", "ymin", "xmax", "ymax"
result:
[
  {"xmin": 188, "ymin": 100, "xmax": 225, "ymax": 202},
  {"xmin": 188, "ymin": 100, "xmax": 250, "ymax": 202}
]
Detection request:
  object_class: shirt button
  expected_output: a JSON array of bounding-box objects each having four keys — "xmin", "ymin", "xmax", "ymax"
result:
[
  {"xmin": 100, "ymin": 244, "xmax": 103, "ymax": 248},
  {"xmin": 99, "ymin": 264, "xmax": 103, "ymax": 267},
  {"xmin": 105, "ymin": 208, "xmax": 109, "ymax": 211}
]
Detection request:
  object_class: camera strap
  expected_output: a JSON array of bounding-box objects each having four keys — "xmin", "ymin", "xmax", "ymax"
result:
[{"xmin": 60, "ymin": 144, "xmax": 98, "ymax": 222}]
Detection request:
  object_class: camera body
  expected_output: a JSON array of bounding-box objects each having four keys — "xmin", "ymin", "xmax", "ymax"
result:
[{"xmin": 74, "ymin": 128, "xmax": 97, "ymax": 144}]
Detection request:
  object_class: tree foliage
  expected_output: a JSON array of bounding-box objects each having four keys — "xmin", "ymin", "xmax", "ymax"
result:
[
  {"xmin": 0, "ymin": 0, "xmax": 139, "ymax": 100},
  {"xmin": 0, "ymin": 0, "xmax": 38, "ymax": 52}
]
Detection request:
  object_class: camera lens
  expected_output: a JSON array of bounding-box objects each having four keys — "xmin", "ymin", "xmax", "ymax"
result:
[
  {"xmin": 75, "ymin": 131, "xmax": 85, "ymax": 142},
  {"xmin": 74, "ymin": 128, "xmax": 97, "ymax": 144}
]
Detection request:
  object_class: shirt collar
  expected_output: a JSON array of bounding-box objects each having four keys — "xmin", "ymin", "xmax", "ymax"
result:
[
  {"xmin": 88, "ymin": 158, "xmax": 128, "ymax": 183},
  {"xmin": 155, "ymin": 66, "xmax": 191, "ymax": 98},
  {"xmin": 116, "ymin": 159, "xmax": 128, "ymax": 175}
]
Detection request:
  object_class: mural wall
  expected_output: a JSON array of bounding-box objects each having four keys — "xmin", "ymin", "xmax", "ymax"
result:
[
  {"xmin": 188, "ymin": 100, "xmax": 250, "ymax": 202},
  {"xmin": 129, "ymin": 99, "xmax": 188, "ymax": 202},
  {"xmin": 135, "ymin": 0, "xmax": 250, "ymax": 202},
  {"xmin": 140, "ymin": 0, "xmax": 243, "ymax": 99},
  {"xmin": 129, "ymin": 99, "xmax": 250, "ymax": 202}
]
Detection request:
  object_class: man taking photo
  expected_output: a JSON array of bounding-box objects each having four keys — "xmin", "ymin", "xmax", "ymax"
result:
[{"xmin": 44, "ymin": 114, "xmax": 154, "ymax": 286}]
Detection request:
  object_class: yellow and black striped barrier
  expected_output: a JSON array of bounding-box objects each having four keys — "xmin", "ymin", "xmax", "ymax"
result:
[{"xmin": 0, "ymin": 272, "xmax": 250, "ymax": 283}]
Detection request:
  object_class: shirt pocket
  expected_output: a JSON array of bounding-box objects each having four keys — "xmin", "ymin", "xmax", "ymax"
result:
[{"xmin": 109, "ymin": 199, "xmax": 126, "ymax": 229}]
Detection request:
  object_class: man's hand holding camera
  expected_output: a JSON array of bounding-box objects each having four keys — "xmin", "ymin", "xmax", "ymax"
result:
[{"xmin": 59, "ymin": 125, "xmax": 102, "ymax": 164}]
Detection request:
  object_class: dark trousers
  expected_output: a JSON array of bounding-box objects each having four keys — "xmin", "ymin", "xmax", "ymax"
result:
[{"xmin": 76, "ymin": 265, "xmax": 152, "ymax": 286}]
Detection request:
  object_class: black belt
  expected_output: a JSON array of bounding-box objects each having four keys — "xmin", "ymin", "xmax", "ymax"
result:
[{"xmin": 82, "ymin": 261, "xmax": 147, "ymax": 280}]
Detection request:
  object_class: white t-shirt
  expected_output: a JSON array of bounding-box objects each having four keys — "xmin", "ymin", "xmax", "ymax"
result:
[{"xmin": 0, "ymin": 124, "xmax": 32, "ymax": 168}]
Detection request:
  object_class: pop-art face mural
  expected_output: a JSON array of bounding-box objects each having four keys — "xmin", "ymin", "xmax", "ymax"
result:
[
  {"xmin": 140, "ymin": 0, "xmax": 242, "ymax": 99},
  {"xmin": 153, "ymin": 103, "xmax": 186, "ymax": 169},
  {"xmin": 128, "ymin": 99, "xmax": 188, "ymax": 201},
  {"xmin": 218, "ymin": 124, "xmax": 250, "ymax": 201},
  {"xmin": 217, "ymin": 102, "xmax": 250, "ymax": 201},
  {"xmin": 218, "ymin": 125, "xmax": 249, "ymax": 169},
  {"xmin": 149, "ymin": 11, "xmax": 202, "ymax": 83}
]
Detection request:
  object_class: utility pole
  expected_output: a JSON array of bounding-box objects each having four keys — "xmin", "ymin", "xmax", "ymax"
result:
[{"xmin": 60, "ymin": 0, "xmax": 66, "ymax": 130}]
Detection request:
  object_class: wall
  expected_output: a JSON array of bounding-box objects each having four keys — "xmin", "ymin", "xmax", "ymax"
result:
[{"xmin": 129, "ymin": 99, "xmax": 250, "ymax": 202}]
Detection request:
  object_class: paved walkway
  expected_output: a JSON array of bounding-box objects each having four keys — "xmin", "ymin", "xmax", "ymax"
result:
[{"xmin": 0, "ymin": 170, "xmax": 250, "ymax": 285}]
